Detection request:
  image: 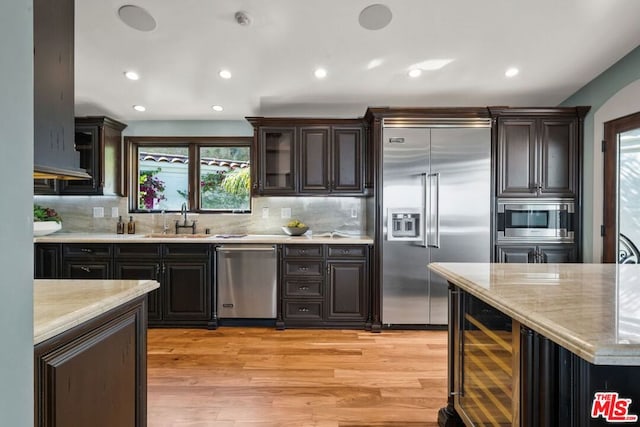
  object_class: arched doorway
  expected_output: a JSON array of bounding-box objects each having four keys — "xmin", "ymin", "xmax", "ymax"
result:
[{"xmin": 603, "ymin": 111, "xmax": 640, "ymax": 263}]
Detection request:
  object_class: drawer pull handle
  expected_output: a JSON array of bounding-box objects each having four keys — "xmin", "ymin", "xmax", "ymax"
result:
[
  {"xmin": 298, "ymin": 307, "xmax": 310, "ymax": 312},
  {"xmin": 298, "ymin": 266, "xmax": 309, "ymax": 272},
  {"xmin": 299, "ymin": 249, "xmax": 307, "ymax": 255},
  {"xmin": 80, "ymin": 266, "xmax": 91, "ymax": 272},
  {"xmin": 342, "ymin": 249, "xmax": 350, "ymax": 255},
  {"xmin": 298, "ymin": 286, "xmax": 309, "ymax": 291},
  {"xmin": 80, "ymin": 248, "xmax": 93, "ymax": 253}
]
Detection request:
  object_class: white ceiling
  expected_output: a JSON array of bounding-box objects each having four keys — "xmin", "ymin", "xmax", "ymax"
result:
[{"xmin": 74, "ymin": 0, "xmax": 640, "ymax": 121}]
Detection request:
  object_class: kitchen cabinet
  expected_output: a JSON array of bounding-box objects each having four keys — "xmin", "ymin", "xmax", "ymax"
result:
[
  {"xmin": 278, "ymin": 244, "xmax": 370, "ymax": 329},
  {"xmin": 491, "ymin": 108, "xmax": 589, "ymax": 199},
  {"xmin": 114, "ymin": 244, "xmax": 163, "ymax": 323},
  {"xmin": 258, "ymin": 127, "xmax": 297, "ymax": 194},
  {"xmin": 35, "ymin": 116, "xmax": 128, "ymax": 195},
  {"xmin": 33, "ymin": 0, "xmax": 86, "ymax": 180},
  {"xmin": 114, "ymin": 243, "xmax": 214, "ymax": 328},
  {"xmin": 496, "ymin": 244, "xmax": 577, "ymax": 263},
  {"xmin": 61, "ymin": 243, "xmax": 113, "ymax": 279},
  {"xmin": 247, "ymin": 117, "xmax": 367, "ymax": 196},
  {"xmin": 34, "ymin": 243, "xmax": 61, "ymax": 279},
  {"xmin": 34, "ymin": 295, "xmax": 147, "ymax": 427}
]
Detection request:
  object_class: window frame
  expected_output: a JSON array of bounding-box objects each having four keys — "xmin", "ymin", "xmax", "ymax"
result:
[{"xmin": 125, "ymin": 136, "xmax": 253, "ymax": 213}]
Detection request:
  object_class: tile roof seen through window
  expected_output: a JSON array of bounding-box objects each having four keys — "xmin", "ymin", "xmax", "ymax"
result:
[{"xmin": 139, "ymin": 152, "xmax": 249, "ymax": 170}]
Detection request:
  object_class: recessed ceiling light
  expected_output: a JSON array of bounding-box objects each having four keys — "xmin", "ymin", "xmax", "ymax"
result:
[
  {"xmin": 133, "ymin": 105, "xmax": 146, "ymax": 112},
  {"xmin": 219, "ymin": 70, "xmax": 232, "ymax": 79},
  {"xmin": 124, "ymin": 71, "xmax": 139, "ymax": 80},
  {"xmin": 359, "ymin": 4, "xmax": 393, "ymax": 30},
  {"xmin": 212, "ymin": 105, "xmax": 224, "ymax": 112},
  {"xmin": 413, "ymin": 59, "xmax": 453, "ymax": 71},
  {"xmin": 505, "ymin": 67, "xmax": 519, "ymax": 78},
  {"xmin": 408, "ymin": 69, "xmax": 422, "ymax": 78},
  {"xmin": 118, "ymin": 5, "xmax": 156, "ymax": 32},
  {"xmin": 314, "ymin": 68, "xmax": 327, "ymax": 79}
]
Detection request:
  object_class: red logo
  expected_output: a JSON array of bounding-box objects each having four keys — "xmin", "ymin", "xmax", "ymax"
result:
[{"xmin": 591, "ymin": 392, "xmax": 638, "ymax": 423}]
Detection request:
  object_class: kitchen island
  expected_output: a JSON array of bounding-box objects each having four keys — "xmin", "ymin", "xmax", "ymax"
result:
[
  {"xmin": 34, "ymin": 279, "xmax": 159, "ymax": 427},
  {"xmin": 429, "ymin": 263, "xmax": 640, "ymax": 427}
]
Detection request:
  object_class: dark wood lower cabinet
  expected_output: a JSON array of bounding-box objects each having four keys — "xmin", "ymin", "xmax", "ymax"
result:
[
  {"xmin": 34, "ymin": 243, "xmax": 61, "ymax": 279},
  {"xmin": 34, "ymin": 297, "xmax": 147, "ymax": 427},
  {"xmin": 496, "ymin": 244, "xmax": 577, "ymax": 263},
  {"xmin": 163, "ymin": 261, "xmax": 211, "ymax": 322},
  {"xmin": 114, "ymin": 262, "xmax": 162, "ymax": 322},
  {"xmin": 278, "ymin": 244, "xmax": 370, "ymax": 329}
]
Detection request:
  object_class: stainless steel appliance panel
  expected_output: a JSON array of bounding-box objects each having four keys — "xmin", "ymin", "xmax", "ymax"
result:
[
  {"xmin": 216, "ymin": 245, "xmax": 277, "ymax": 318},
  {"xmin": 382, "ymin": 127, "xmax": 430, "ymax": 324},
  {"xmin": 428, "ymin": 128, "xmax": 491, "ymax": 324},
  {"xmin": 382, "ymin": 125, "xmax": 491, "ymax": 326}
]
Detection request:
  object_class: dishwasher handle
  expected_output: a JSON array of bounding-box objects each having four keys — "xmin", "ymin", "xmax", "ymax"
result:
[{"xmin": 216, "ymin": 246, "xmax": 276, "ymax": 252}]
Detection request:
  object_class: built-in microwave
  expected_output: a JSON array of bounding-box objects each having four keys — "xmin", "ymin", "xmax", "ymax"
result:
[{"xmin": 497, "ymin": 199, "xmax": 574, "ymax": 242}]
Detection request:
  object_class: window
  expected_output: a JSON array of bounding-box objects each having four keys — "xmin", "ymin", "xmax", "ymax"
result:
[{"xmin": 126, "ymin": 137, "xmax": 252, "ymax": 213}]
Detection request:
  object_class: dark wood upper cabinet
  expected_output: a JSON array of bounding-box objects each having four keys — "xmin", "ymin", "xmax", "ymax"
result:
[
  {"xmin": 37, "ymin": 117, "xmax": 128, "ymax": 195},
  {"xmin": 259, "ymin": 127, "xmax": 297, "ymax": 194},
  {"xmin": 247, "ymin": 117, "xmax": 366, "ymax": 196},
  {"xmin": 300, "ymin": 127, "xmax": 331, "ymax": 192},
  {"xmin": 332, "ymin": 127, "xmax": 363, "ymax": 193},
  {"xmin": 493, "ymin": 107, "xmax": 588, "ymax": 199}
]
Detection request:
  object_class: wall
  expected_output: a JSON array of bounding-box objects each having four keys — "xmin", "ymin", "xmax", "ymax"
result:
[
  {"xmin": 561, "ymin": 45, "xmax": 640, "ymax": 262},
  {"xmin": 0, "ymin": 0, "xmax": 33, "ymax": 424},
  {"xmin": 36, "ymin": 120, "xmax": 367, "ymax": 237}
]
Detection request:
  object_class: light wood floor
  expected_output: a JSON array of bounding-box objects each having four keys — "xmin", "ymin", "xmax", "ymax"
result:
[{"xmin": 147, "ymin": 328, "xmax": 447, "ymax": 427}]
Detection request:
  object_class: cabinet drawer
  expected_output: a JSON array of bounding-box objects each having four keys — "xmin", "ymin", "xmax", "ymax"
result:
[
  {"xmin": 114, "ymin": 244, "xmax": 162, "ymax": 258},
  {"xmin": 63, "ymin": 244, "xmax": 112, "ymax": 258},
  {"xmin": 284, "ymin": 280, "xmax": 323, "ymax": 298},
  {"xmin": 283, "ymin": 300, "xmax": 323, "ymax": 320},
  {"xmin": 283, "ymin": 245, "xmax": 323, "ymax": 258},
  {"xmin": 284, "ymin": 260, "xmax": 324, "ymax": 276},
  {"xmin": 327, "ymin": 245, "xmax": 367, "ymax": 258},
  {"xmin": 163, "ymin": 244, "xmax": 210, "ymax": 258}
]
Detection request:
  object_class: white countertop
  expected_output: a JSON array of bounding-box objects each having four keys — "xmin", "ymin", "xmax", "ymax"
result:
[
  {"xmin": 428, "ymin": 263, "xmax": 640, "ymax": 365},
  {"xmin": 34, "ymin": 232, "xmax": 374, "ymax": 245},
  {"xmin": 34, "ymin": 279, "xmax": 159, "ymax": 345}
]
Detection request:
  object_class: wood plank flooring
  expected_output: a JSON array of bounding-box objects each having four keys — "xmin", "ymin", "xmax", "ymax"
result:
[{"xmin": 147, "ymin": 328, "xmax": 447, "ymax": 427}]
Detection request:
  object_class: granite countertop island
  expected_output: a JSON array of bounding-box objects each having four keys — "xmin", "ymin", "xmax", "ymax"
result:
[
  {"xmin": 34, "ymin": 279, "xmax": 159, "ymax": 344},
  {"xmin": 429, "ymin": 263, "xmax": 640, "ymax": 427},
  {"xmin": 429, "ymin": 262, "xmax": 640, "ymax": 365},
  {"xmin": 34, "ymin": 232, "xmax": 374, "ymax": 245}
]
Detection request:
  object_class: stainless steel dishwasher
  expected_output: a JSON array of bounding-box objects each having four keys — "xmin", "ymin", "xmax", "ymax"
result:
[{"xmin": 216, "ymin": 244, "xmax": 277, "ymax": 318}]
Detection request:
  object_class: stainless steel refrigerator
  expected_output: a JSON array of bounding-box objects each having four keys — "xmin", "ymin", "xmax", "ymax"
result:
[{"xmin": 382, "ymin": 123, "xmax": 491, "ymax": 325}]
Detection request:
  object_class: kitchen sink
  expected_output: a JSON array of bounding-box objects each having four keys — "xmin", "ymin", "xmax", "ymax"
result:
[{"xmin": 143, "ymin": 233, "xmax": 214, "ymax": 238}]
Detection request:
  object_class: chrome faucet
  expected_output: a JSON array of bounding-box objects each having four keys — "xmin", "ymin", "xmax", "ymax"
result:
[
  {"xmin": 175, "ymin": 202, "xmax": 197, "ymax": 234},
  {"xmin": 181, "ymin": 202, "xmax": 188, "ymax": 226}
]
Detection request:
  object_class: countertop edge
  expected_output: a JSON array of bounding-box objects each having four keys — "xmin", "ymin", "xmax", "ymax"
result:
[
  {"xmin": 428, "ymin": 263, "xmax": 640, "ymax": 366},
  {"xmin": 34, "ymin": 233, "xmax": 374, "ymax": 245},
  {"xmin": 34, "ymin": 280, "xmax": 160, "ymax": 345}
]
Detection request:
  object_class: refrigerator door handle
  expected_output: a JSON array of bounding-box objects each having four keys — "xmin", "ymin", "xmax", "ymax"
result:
[
  {"xmin": 421, "ymin": 173, "xmax": 428, "ymax": 247},
  {"xmin": 428, "ymin": 173, "xmax": 441, "ymax": 248}
]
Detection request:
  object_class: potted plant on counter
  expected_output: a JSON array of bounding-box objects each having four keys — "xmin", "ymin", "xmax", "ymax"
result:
[{"xmin": 33, "ymin": 204, "xmax": 62, "ymax": 236}]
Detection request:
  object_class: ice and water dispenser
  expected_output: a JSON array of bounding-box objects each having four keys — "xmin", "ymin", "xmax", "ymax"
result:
[{"xmin": 387, "ymin": 209, "xmax": 422, "ymax": 241}]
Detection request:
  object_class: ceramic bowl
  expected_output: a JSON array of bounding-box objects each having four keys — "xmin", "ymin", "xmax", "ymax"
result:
[
  {"xmin": 33, "ymin": 221, "xmax": 62, "ymax": 237},
  {"xmin": 281, "ymin": 226, "xmax": 309, "ymax": 236}
]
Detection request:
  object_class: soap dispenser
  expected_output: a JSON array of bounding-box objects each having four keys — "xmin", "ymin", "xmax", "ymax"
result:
[
  {"xmin": 127, "ymin": 216, "xmax": 136, "ymax": 234},
  {"xmin": 116, "ymin": 216, "xmax": 125, "ymax": 234}
]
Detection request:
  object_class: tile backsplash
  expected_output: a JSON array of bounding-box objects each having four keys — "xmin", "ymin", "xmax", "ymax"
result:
[{"xmin": 34, "ymin": 195, "xmax": 367, "ymax": 236}]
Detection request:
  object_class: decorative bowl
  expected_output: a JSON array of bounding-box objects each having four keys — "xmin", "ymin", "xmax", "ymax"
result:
[
  {"xmin": 281, "ymin": 226, "xmax": 309, "ymax": 236},
  {"xmin": 33, "ymin": 221, "xmax": 62, "ymax": 237}
]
